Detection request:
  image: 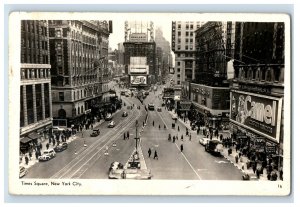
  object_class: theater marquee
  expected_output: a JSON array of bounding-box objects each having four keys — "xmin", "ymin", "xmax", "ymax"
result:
[{"xmin": 230, "ymin": 90, "xmax": 282, "ymax": 143}]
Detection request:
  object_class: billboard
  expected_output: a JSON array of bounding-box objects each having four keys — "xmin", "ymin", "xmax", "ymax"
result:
[
  {"xmin": 230, "ymin": 90, "xmax": 282, "ymax": 142},
  {"xmin": 130, "ymin": 75, "xmax": 147, "ymax": 85},
  {"xmin": 130, "ymin": 57, "xmax": 147, "ymax": 65}
]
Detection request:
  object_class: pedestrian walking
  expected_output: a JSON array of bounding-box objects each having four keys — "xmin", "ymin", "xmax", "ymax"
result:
[
  {"xmin": 153, "ymin": 121, "xmax": 155, "ymax": 126},
  {"xmin": 148, "ymin": 148, "xmax": 152, "ymax": 158},
  {"xmin": 91, "ymin": 124, "xmax": 93, "ymax": 130},
  {"xmin": 180, "ymin": 144, "xmax": 183, "ymax": 152},
  {"xmin": 173, "ymin": 136, "xmax": 175, "ymax": 143},
  {"xmin": 235, "ymin": 155, "xmax": 239, "ymax": 163},
  {"xmin": 181, "ymin": 134, "xmax": 183, "ymax": 141},
  {"xmin": 123, "ymin": 133, "xmax": 126, "ymax": 140},
  {"xmin": 153, "ymin": 150, "xmax": 158, "ymax": 160},
  {"xmin": 256, "ymin": 168, "xmax": 261, "ymax": 179},
  {"xmin": 178, "ymin": 126, "xmax": 180, "ymax": 131},
  {"xmin": 29, "ymin": 151, "xmax": 32, "ymax": 160},
  {"xmin": 189, "ymin": 134, "xmax": 192, "ymax": 141},
  {"xmin": 25, "ymin": 156, "xmax": 29, "ymax": 165},
  {"xmin": 127, "ymin": 131, "xmax": 129, "ymax": 139},
  {"xmin": 39, "ymin": 143, "xmax": 42, "ymax": 150},
  {"xmin": 35, "ymin": 151, "xmax": 39, "ymax": 160}
]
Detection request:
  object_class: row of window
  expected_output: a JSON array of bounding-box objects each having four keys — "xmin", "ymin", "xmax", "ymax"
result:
[
  {"xmin": 177, "ymin": 38, "xmax": 194, "ymax": 43},
  {"xmin": 21, "ymin": 68, "xmax": 51, "ymax": 80},
  {"xmin": 177, "ymin": 31, "xmax": 194, "ymax": 37},
  {"xmin": 176, "ymin": 45, "xmax": 194, "ymax": 51},
  {"xmin": 22, "ymin": 21, "xmax": 48, "ymax": 37}
]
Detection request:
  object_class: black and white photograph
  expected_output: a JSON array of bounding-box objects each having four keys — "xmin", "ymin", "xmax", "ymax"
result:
[{"xmin": 8, "ymin": 12, "xmax": 291, "ymax": 196}]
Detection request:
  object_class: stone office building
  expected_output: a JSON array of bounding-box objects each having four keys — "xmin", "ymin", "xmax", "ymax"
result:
[
  {"xmin": 20, "ymin": 20, "xmax": 52, "ymax": 153},
  {"xmin": 230, "ymin": 22, "xmax": 285, "ymax": 172},
  {"xmin": 48, "ymin": 20, "xmax": 111, "ymax": 127}
]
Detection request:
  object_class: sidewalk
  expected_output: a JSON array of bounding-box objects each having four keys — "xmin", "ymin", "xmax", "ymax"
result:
[
  {"xmin": 19, "ymin": 119, "xmax": 105, "ymax": 169},
  {"xmin": 171, "ymin": 112, "xmax": 271, "ymax": 181}
]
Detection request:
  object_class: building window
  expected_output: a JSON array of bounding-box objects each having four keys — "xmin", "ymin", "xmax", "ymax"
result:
[
  {"xmin": 177, "ymin": 62, "xmax": 181, "ymax": 66},
  {"xmin": 185, "ymin": 45, "xmax": 189, "ymax": 50},
  {"xmin": 186, "ymin": 32, "xmax": 189, "ymax": 36},
  {"xmin": 59, "ymin": 92, "xmax": 64, "ymax": 101},
  {"xmin": 177, "ymin": 80, "xmax": 180, "ymax": 84},
  {"xmin": 190, "ymin": 39, "xmax": 193, "ymax": 43},
  {"xmin": 26, "ymin": 85, "xmax": 34, "ymax": 124},
  {"xmin": 20, "ymin": 86, "xmax": 24, "ymax": 127},
  {"xmin": 190, "ymin": 25, "xmax": 194, "ymax": 29},
  {"xmin": 177, "ymin": 74, "xmax": 180, "ymax": 78},
  {"xmin": 186, "ymin": 24, "xmax": 189, "ymax": 29},
  {"xmin": 178, "ymin": 24, "xmax": 181, "ymax": 29},
  {"xmin": 36, "ymin": 84, "xmax": 43, "ymax": 121},
  {"xmin": 185, "ymin": 38, "xmax": 189, "ymax": 43},
  {"xmin": 178, "ymin": 31, "xmax": 181, "ymax": 36},
  {"xmin": 177, "ymin": 68, "xmax": 180, "ymax": 72},
  {"xmin": 56, "ymin": 30, "xmax": 61, "ymax": 38}
]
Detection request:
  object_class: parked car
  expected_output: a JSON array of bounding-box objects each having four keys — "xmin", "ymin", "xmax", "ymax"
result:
[
  {"xmin": 157, "ymin": 107, "xmax": 162, "ymax": 112},
  {"xmin": 120, "ymin": 91, "xmax": 126, "ymax": 96},
  {"xmin": 108, "ymin": 121, "xmax": 115, "ymax": 128},
  {"xmin": 38, "ymin": 149, "xmax": 56, "ymax": 161},
  {"xmin": 122, "ymin": 111, "xmax": 128, "ymax": 117},
  {"xmin": 54, "ymin": 142, "xmax": 68, "ymax": 152},
  {"xmin": 105, "ymin": 114, "xmax": 113, "ymax": 121},
  {"xmin": 90, "ymin": 129, "xmax": 100, "ymax": 137},
  {"xmin": 199, "ymin": 137, "xmax": 210, "ymax": 146},
  {"xmin": 52, "ymin": 126, "xmax": 65, "ymax": 133},
  {"xmin": 205, "ymin": 140, "xmax": 223, "ymax": 156},
  {"xmin": 19, "ymin": 166, "xmax": 28, "ymax": 178}
]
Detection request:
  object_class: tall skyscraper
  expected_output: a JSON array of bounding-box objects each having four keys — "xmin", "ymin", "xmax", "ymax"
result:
[
  {"xmin": 171, "ymin": 21, "xmax": 204, "ymax": 85},
  {"xmin": 20, "ymin": 20, "xmax": 52, "ymax": 153},
  {"xmin": 48, "ymin": 20, "xmax": 111, "ymax": 127}
]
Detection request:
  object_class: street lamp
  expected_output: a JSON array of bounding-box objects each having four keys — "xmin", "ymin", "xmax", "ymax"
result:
[{"xmin": 134, "ymin": 120, "xmax": 140, "ymax": 152}]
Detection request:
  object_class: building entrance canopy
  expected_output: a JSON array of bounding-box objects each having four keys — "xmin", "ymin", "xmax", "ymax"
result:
[{"xmin": 20, "ymin": 137, "xmax": 32, "ymax": 144}]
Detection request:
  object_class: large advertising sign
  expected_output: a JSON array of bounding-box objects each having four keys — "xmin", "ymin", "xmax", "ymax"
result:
[
  {"xmin": 230, "ymin": 90, "xmax": 282, "ymax": 143},
  {"xmin": 130, "ymin": 75, "xmax": 147, "ymax": 85}
]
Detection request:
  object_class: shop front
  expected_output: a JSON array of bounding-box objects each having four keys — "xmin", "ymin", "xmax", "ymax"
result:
[{"xmin": 230, "ymin": 90, "xmax": 283, "ymax": 171}]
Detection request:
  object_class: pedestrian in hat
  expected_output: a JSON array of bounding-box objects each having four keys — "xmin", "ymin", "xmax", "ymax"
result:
[
  {"xmin": 153, "ymin": 150, "xmax": 158, "ymax": 160},
  {"xmin": 181, "ymin": 134, "xmax": 184, "ymax": 141},
  {"xmin": 180, "ymin": 144, "xmax": 183, "ymax": 152},
  {"xmin": 29, "ymin": 151, "xmax": 32, "ymax": 160},
  {"xmin": 25, "ymin": 156, "xmax": 29, "ymax": 165},
  {"xmin": 189, "ymin": 133, "xmax": 192, "ymax": 141},
  {"xmin": 123, "ymin": 133, "xmax": 126, "ymax": 140},
  {"xmin": 127, "ymin": 131, "xmax": 129, "ymax": 139},
  {"xmin": 148, "ymin": 148, "xmax": 152, "ymax": 158}
]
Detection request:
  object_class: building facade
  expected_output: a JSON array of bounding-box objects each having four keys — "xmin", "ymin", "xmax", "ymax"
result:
[
  {"xmin": 20, "ymin": 20, "xmax": 52, "ymax": 153},
  {"xmin": 48, "ymin": 20, "xmax": 111, "ymax": 127},
  {"xmin": 230, "ymin": 22, "xmax": 285, "ymax": 172},
  {"xmin": 155, "ymin": 27, "xmax": 172, "ymax": 82},
  {"xmin": 190, "ymin": 22, "xmax": 235, "ymax": 129},
  {"xmin": 171, "ymin": 21, "xmax": 204, "ymax": 85}
]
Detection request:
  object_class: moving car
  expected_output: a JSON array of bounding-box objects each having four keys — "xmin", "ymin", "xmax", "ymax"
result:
[
  {"xmin": 19, "ymin": 166, "xmax": 28, "ymax": 178},
  {"xmin": 144, "ymin": 91, "xmax": 149, "ymax": 95},
  {"xmin": 108, "ymin": 121, "xmax": 115, "ymax": 128},
  {"xmin": 199, "ymin": 137, "xmax": 210, "ymax": 146},
  {"xmin": 122, "ymin": 111, "xmax": 128, "ymax": 117},
  {"xmin": 157, "ymin": 107, "xmax": 162, "ymax": 112},
  {"xmin": 148, "ymin": 103, "xmax": 155, "ymax": 111},
  {"xmin": 90, "ymin": 129, "xmax": 100, "ymax": 137},
  {"xmin": 105, "ymin": 114, "xmax": 113, "ymax": 121},
  {"xmin": 38, "ymin": 149, "xmax": 56, "ymax": 161},
  {"xmin": 120, "ymin": 91, "xmax": 126, "ymax": 95},
  {"xmin": 54, "ymin": 142, "xmax": 68, "ymax": 152},
  {"xmin": 205, "ymin": 140, "xmax": 223, "ymax": 156}
]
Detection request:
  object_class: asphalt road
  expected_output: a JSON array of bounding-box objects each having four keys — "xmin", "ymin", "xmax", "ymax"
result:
[{"xmin": 25, "ymin": 82, "xmax": 243, "ymax": 180}]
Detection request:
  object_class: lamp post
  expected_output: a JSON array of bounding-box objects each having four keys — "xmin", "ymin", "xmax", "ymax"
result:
[{"xmin": 134, "ymin": 120, "xmax": 140, "ymax": 151}]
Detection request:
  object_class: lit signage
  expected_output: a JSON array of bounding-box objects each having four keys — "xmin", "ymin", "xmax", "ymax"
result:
[
  {"xmin": 230, "ymin": 90, "xmax": 282, "ymax": 142},
  {"xmin": 130, "ymin": 76, "xmax": 147, "ymax": 85}
]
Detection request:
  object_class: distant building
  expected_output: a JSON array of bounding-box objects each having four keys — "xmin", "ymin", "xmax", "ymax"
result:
[
  {"xmin": 20, "ymin": 20, "xmax": 52, "ymax": 153},
  {"xmin": 123, "ymin": 21, "xmax": 156, "ymax": 84},
  {"xmin": 171, "ymin": 21, "xmax": 204, "ymax": 85},
  {"xmin": 188, "ymin": 21, "xmax": 235, "ymax": 129},
  {"xmin": 48, "ymin": 20, "xmax": 111, "ymax": 127},
  {"xmin": 155, "ymin": 27, "xmax": 172, "ymax": 82}
]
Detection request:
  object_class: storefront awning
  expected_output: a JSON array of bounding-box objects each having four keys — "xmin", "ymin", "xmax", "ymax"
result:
[
  {"xmin": 20, "ymin": 137, "xmax": 32, "ymax": 144},
  {"xmin": 28, "ymin": 132, "xmax": 41, "ymax": 140}
]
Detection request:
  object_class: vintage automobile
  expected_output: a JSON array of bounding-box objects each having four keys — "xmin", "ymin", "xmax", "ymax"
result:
[
  {"xmin": 105, "ymin": 114, "xmax": 113, "ymax": 121},
  {"xmin": 108, "ymin": 121, "xmax": 115, "ymax": 128},
  {"xmin": 52, "ymin": 126, "xmax": 65, "ymax": 133},
  {"xmin": 199, "ymin": 137, "xmax": 210, "ymax": 146},
  {"xmin": 38, "ymin": 149, "xmax": 56, "ymax": 161},
  {"xmin": 157, "ymin": 107, "xmax": 162, "ymax": 112},
  {"xmin": 122, "ymin": 111, "xmax": 128, "ymax": 117},
  {"xmin": 90, "ymin": 129, "xmax": 100, "ymax": 137},
  {"xmin": 148, "ymin": 103, "xmax": 155, "ymax": 111},
  {"xmin": 54, "ymin": 142, "xmax": 68, "ymax": 152},
  {"xmin": 205, "ymin": 140, "xmax": 223, "ymax": 156},
  {"xmin": 19, "ymin": 166, "xmax": 28, "ymax": 178}
]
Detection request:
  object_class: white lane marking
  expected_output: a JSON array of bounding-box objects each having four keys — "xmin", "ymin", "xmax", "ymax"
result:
[
  {"xmin": 175, "ymin": 143, "xmax": 202, "ymax": 180},
  {"xmin": 156, "ymin": 110, "xmax": 169, "ymax": 129}
]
